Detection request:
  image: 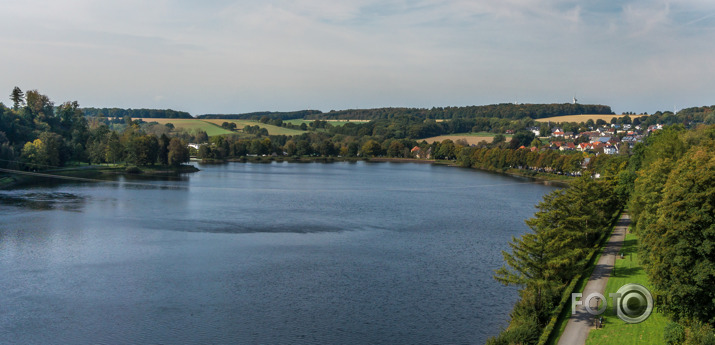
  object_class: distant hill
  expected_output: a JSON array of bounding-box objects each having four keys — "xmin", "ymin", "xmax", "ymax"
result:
[
  {"xmin": 306, "ymin": 104, "xmax": 614, "ymax": 121},
  {"xmin": 88, "ymin": 103, "xmax": 614, "ymax": 121},
  {"xmin": 83, "ymin": 107, "xmax": 192, "ymax": 119},
  {"xmin": 197, "ymin": 110, "xmax": 322, "ymax": 120}
]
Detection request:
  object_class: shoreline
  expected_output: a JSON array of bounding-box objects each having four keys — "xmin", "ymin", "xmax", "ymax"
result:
[
  {"xmin": 0, "ymin": 164, "xmax": 199, "ymax": 189},
  {"xmin": 2, "ymin": 156, "xmax": 570, "ymax": 189}
]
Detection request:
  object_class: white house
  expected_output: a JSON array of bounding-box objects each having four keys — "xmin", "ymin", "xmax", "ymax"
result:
[{"xmin": 603, "ymin": 145, "xmax": 618, "ymax": 155}]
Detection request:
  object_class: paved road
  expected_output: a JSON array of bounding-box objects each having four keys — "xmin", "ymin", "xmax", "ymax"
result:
[{"xmin": 557, "ymin": 212, "xmax": 629, "ymax": 345}]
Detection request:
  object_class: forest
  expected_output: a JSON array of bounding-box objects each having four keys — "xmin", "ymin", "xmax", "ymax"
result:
[
  {"xmin": 1, "ymin": 88, "xmax": 190, "ymax": 171},
  {"xmin": 195, "ymin": 103, "xmax": 614, "ymax": 121},
  {"xmin": 83, "ymin": 107, "xmax": 192, "ymax": 119},
  {"xmin": 486, "ymin": 125, "xmax": 714, "ymax": 345}
]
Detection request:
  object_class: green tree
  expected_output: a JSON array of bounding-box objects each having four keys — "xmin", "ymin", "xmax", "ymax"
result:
[
  {"xmin": 168, "ymin": 138, "xmax": 189, "ymax": 166},
  {"xmin": 435, "ymin": 139, "xmax": 456, "ymax": 159},
  {"xmin": 361, "ymin": 140, "xmax": 382, "ymax": 157},
  {"xmin": 87, "ymin": 139, "xmax": 106, "ymax": 164},
  {"xmin": 21, "ymin": 139, "xmax": 47, "ymax": 169},
  {"xmin": 38, "ymin": 131, "xmax": 66, "ymax": 167},
  {"xmin": 387, "ymin": 141, "xmax": 405, "ymax": 157},
  {"xmin": 25, "ymin": 89, "xmax": 54, "ymax": 122},
  {"xmin": 105, "ymin": 132, "xmax": 123, "ymax": 164},
  {"xmin": 158, "ymin": 133, "xmax": 170, "ymax": 165},
  {"xmin": 284, "ymin": 140, "xmax": 297, "ymax": 156},
  {"xmin": 642, "ymin": 145, "xmax": 715, "ymax": 324},
  {"xmin": 10, "ymin": 86, "xmax": 24, "ymax": 110}
]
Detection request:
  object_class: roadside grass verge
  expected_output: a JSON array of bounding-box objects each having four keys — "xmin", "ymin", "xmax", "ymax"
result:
[{"xmin": 585, "ymin": 231, "xmax": 669, "ymax": 345}]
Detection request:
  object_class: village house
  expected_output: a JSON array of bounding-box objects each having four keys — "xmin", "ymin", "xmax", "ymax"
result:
[
  {"xmin": 411, "ymin": 146, "xmax": 432, "ymax": 159},
  {"xmin": 603, "ymin": 145, "xmax": 618, "ymax": 155},
  {"xmin": 559, "ymin": 142, "xmax": 576, "ymax": 151}
]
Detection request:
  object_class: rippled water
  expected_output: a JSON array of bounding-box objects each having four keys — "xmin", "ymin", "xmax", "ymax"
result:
[{"xmin": 0, "ymin": 162, "xmax": 557, "ymax": 344}]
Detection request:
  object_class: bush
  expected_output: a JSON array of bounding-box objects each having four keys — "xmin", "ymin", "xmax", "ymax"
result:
[
  {"xmin": 664, "ymin": 322, "xmax": 685, "ymax": 345},
  {"xmin": 125, "ymin": 166, "xmax": 142, "ymax": 174},
  {"xmin": 684, "ymin": 322, "xmax": 715, "ymax": 345}
]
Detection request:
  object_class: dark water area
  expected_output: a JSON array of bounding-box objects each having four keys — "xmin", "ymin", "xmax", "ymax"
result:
[{"xmin": 0, "ymin": 162, "xmax": 557, "ymax": 344}]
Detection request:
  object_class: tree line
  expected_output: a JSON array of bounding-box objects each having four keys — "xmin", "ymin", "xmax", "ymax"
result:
[
  {"xmin": 198, "ymin": 110, "xmax": 321, "ymax": 120},
  {"xmin": 305, "ymin": 103, "xmax": 614, "ymax": 121},
  {"xmin": 1, "ymin": 88, "xmax": 190, "ymax": 171},
  {"xmin": 83, "ymin": 107, "xmax": 192, "ymax": 119},
  {"xmin": 487, "ymin": 176, "xmax": 622, "ymax": 344},
  {"xmin": 629, "ymin": 125, "xmax": 714, "ymax": 344},
  {"xmin": 487, "ymin": 124, "xmax": 714, "ymax": 344}
]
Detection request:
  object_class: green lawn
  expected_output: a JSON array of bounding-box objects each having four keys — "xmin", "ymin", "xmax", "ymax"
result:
[{"xmin": 586, "ymin": 231, "xmax": 669, "ymax": 345}]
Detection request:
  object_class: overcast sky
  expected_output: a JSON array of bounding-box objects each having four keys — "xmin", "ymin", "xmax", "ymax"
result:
[{"xmin": 2, "ymin": 0, "xmax": 714, "ymax": 115}]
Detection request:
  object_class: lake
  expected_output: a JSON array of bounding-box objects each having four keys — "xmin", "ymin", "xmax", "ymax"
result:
[{"xmin": 0, "ymin": 161, "xmax": 557, "ymax": 344}]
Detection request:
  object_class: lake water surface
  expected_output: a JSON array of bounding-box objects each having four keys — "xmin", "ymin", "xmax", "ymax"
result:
[{"xmin": 0, "ymin": 162, "xmax": 557, "ymax": 344}]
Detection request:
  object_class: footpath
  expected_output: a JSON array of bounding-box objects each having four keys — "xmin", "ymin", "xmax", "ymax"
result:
[{"xmin": 556, "ymin": 212, "xmax": 630, "ymax": 345}]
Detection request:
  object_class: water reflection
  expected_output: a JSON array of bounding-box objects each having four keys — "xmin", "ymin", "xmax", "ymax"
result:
[
  {"xmin": 0, "ymin": 162, "xmax": 559, "ymax": 345},
  {"xmin": 0, "ymin": 191, "xmax": 86, "ymax": 211}
]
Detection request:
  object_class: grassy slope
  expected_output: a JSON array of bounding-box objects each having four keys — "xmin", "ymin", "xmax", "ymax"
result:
[
  {"xmin": 200, "ymin": 119, "xmax": 305, "ymax": 135},
  {"xmin": 585, "ymin": 231, "xmax": 668, "ymax": 345},
  {"xmin": 423, "ymin": 132, "xmax": 514, "ymax": 145},
  {"xmin": 139, "ymin": 118, "xmax": 305, "ymax": 136},
  {"xmin": 139, "ymin": 118, "xmax": 234, "ymax": 136}
]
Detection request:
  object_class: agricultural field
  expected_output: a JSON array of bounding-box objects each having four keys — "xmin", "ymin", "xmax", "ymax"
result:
[
  {"xmin": 535, "ymin": 114, "xmax": 635, "ymax": 123},
  {"xmin": 423, "ymin": 132, "xmax": 512, "ymax": 145},
  {"xmin": 200, "ymin": 119, "xmax": 305, "ymax": 136},
  {"xmin": 138, "ymin": 118, "xmax": 234, "ymax": 136},
  {"xmin": 138, "ymin": 118, "xmax": 305, "ymax": 136}
]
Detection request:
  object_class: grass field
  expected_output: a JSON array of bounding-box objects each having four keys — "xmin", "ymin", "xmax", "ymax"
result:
[
  {"xmin": 535, "ymin": 114, "xmax": 636, "ymax": 123},
  {"xmin": 423, "ymin": 132, "xmax": 512, "ymax": 145},
  {"xmin": 139, "ymin": 118, "xmax": 234, "ymax": 136},
  {"xmin": 585, "ymin": 231, "xmax": 669, "ymax": 345},
  {"xmin": 138, "ymin": 118, "xmax": 305, "ymax": 136},
  {"xmin": 199, "ymin": 119, "xmax": 305, "ymax": 135}
]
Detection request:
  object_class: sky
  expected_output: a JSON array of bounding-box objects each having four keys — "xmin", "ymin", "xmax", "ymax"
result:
[{"xmin": 1, "ymin": 0, "xmax": 714, "ymax": 115}]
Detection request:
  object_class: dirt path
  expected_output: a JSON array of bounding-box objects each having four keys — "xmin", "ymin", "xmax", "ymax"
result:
[{"xmin": 556, "ymin": 212, "xmax": 630, "ymax": 345}]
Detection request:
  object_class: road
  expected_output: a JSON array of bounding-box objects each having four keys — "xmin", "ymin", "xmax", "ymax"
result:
[{"xmin": 556, "ymin": 212, "xmax": 629, "ymax": 345}]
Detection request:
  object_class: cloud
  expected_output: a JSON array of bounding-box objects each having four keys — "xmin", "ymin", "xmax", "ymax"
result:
[
  {"xmin": 621, "ymin": 2, "xmax": 671, "ymax": 37},
  {"xmin": 2, "ymin": 0, "xmax": 715, "ymax": 114}
]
